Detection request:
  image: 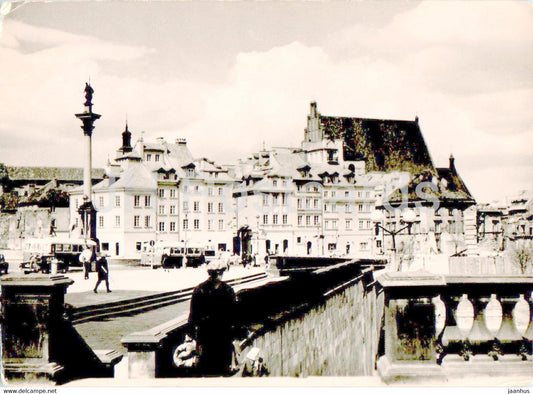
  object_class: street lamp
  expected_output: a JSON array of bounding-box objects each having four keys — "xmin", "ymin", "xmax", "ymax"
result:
[
  {"xmin": 371, "ymin": 208, "xmax": 416, "ymax": 253},
  {"xmin": 256, "ymin": 215, "xmax": 260, "ymax": 256}
]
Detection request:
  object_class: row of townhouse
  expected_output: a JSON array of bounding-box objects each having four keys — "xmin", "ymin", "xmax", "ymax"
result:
[{"xmin": 69, "ymin": 102, "xmax": 477, "ymax": 261}]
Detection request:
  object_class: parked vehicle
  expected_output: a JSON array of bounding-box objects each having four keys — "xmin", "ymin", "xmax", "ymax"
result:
[
  {"xmin": 140, "ymin": 241, "xmax": 215, "ymax": 269},
  {"xmin": 20, "ymin": 237, "xmax": 97, "ymax": 274}
]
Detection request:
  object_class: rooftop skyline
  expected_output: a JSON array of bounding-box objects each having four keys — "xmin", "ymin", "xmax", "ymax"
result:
[{"xmin": 0, "ymin": 0, "xmax": 531, "ymax": 203}]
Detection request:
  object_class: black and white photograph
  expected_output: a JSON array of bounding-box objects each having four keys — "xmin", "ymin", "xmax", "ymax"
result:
[{"xmin": 0, "ymin": 0, "xmax": 531, "ymax": 391}]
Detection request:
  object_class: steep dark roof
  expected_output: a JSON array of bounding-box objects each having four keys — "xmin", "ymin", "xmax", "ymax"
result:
[
  {"xmin": 7, "ymin": 166, "xmax": 104, "ymax": 182},
  {"xmin": 320, "ymin": 116, "xmax": 433, "ymax": 173},
  {"xmin": 386, "ymin": 167, "xmax": 475, "ymax": 207}
]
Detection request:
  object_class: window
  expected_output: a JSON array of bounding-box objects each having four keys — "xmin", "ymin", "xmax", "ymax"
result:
[
  {"xmin": 136, "ymin": 242, "xmax": 142, "ymax": 251},
  {"xmin": 297, "ymin": 237, "xmax": 302, "ymax": 244},
  {"xmin": 183, "ymin": 219, "xmax": 189, "ymax": 230},
  {"xmin": 159, "ymin": 222, "xmax": 165, "ymax": 232},
  {"xmin": 158, "ymin": 189, "xmax": 165, "ymax": 198},
  {"xmin": 282, "ymin": 215, "xmax": 288, "ymax": 225},
  {"xmin": 218, "ymin": 220, "xmax": 224, "ymax": 230},
  {"xmin": 187, "ymin": 168, "xmax": 194, "ymax": 177},
  {"xmin": 306, "ymin": 198, "xmax": 310, "ymax": 208},
  {"xmin": 345, "ymin": 191, "xmax": 349, "ymax": 197},
  {"xmin": 98, "ymin": 216, "xmax": 104, "ymax": 228},
  {"xmin": 159, "ymin": 205, "xmax": 165, "ymax": 215},
  {"xmin": 282, "ymin": 194, "xmax": 287, "ymax": 205},
  {"xmin": 155, "ymin": 154, "xmax": 160, "ymax": 162},
  {"xmin": 345, "ymin": 204, "xmax": 351, "ymax": 213},
  {"xmin": 194, "ymin": 201, "xmax": 200, "ymax": 212},
  {"xmin": 194, "ymin": 219, "xmax": 200, "ymax": 230},
  {"xmin": 134, "ymin": 216, "xmax": 140, "ymax": 227},
  {"xmin": 306, "ymin": 216, "xmax": 311, "ymax": 226},
  {"xmin": 99, "ymin": 196, "xmax": 104, "ymax": 208},
  {"xmin": 273, "ymin": 180, "xmax": 278, "ymax": 187},
  {"xmin": 145, "ymin": 216, "xmax": 151, "ymax": 228},
  {"xmin": 314, "ymin": 199, "xmax": 319, "ymax": 208},
  {"xmin": 218, "ymin": 203, "xmax": 224, "ymax": 213},
  {"xmin": 358, "ymin": 204, "xmax": 364, "ymax": 212},
  {"xmin": 113, "ymin": 195, "xmax": 120, "ymax": 207},
  {"xmin": 170, "ymin": 205, "xmax": 176, "ymax": 215},
  {"xmin": 345, "ymin": 220, "xmax": 352, "ymax": 230},
  {"xmin": 263, "ymin": 215, "xmax": 269, "ymax": 225},
  {"xmin": 145, "ymin": 195, "xmax": 151, "ymax": 207},
  {"xmin": 273, "ymin": 215, "xmax": 278, "ymax": 225},
  {"xmin": 331, "ymin": 191, "xmax": 336, "ymax": 197},
  {"xmin": 360, "ymin": 242, "xmax": 368, "ymax": 251},
  {"xmin": 332, "ymin": 220, "xmax": 338, "ymax": 229},
  {"xmin": 324, "ymin": 191, "xmax": 328, "ymax": 197},
  {"xmin": 366, "ymin": 220, "xmax": 371, "ymax": 229},
  {"xmin": 170, "ymin": 189, "xmax": 176, "ymax": 198},
  {"xmin": 328, "ymin": 243, "xmax": 337, "ymax": 251},
  {"xmin": 332, "ymin": 204, "xmax": 337, "ymax": 212},
  {"xmin": 170, "ymin": 222, "xmax": 176, "ymax": 232},
  {"xmin": 146, "ymin": 154, "xmax": 152, "ymax": 161},
  {"xmin": 298, "ymin": 215, "xmax": 303, "ymax": 226},
  {"xmin": 273, "ymin": 194, "xmax": 279, "ymax": 205},
  {"xmin": 314, "ymin": 215, "xmax": 319, "ymax": 226},
  {"xmin": 134, "ymin": 195, "xmax": 140, "ymax": 207},
  {"xmin": 297, "ymin": 199, "xmax": 302, "ymax": 209},
  {"xmin": 115, "ymin": 216, "xmax": 121, "ymax": 227},
  {"xmin": 208, "ymin": 202, "xmax": 214, "ymax": 213},
  {"xmin": 208, "ymin": 187, "xmax": 213, "ymax": 196},
  {"xmin": 359, "ymin": 220, "xmax": 364, "ymax": 230},
  {"xmin": 263, "ymin": 195, "xmax": 269, "ymax": 206},
  {"xmin": 208, "ymin": 219, "xmax": 213, "ymax": 231},
  {"xmin": 183, "ymin": 201, "xmax": 189, "ymax": 211},
  {"xmin": 102, "ymin": 242, "xmax": 109, "ymax": 251}
]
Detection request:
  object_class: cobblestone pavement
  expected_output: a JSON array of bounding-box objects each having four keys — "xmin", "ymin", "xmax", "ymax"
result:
[{"xmin": 67, "ymin": 264, "xmax": 265, "ymax": 354}]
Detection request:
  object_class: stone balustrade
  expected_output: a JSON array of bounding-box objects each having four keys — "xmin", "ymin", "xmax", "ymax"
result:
[{"xmin": 376, "ymin": 271, "xmax": 533, "ymax": 383}]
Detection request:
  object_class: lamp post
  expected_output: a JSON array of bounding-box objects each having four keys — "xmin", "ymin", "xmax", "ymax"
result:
[
  {"xmin": 371, "ymin": 208, "xmax": 416, "ymax": 270},
  {"xmin": 256, "ymin": 215, "xmax": 260, "ymax": 256}
]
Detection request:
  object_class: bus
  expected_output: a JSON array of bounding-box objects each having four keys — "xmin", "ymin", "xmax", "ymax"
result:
[
  {"xmin": 140, "ymin": 241, "xmax": 216, "ymax": 269},
  {"xmin": 21, "ymin": 237, "xmax": 98, "ymax": 273}
]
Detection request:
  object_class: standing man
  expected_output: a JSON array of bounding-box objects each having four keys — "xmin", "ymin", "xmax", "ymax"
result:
[
  {"xmin": 79, "ymin": 245, "xmax": 93, "ymax": 279},
  {"xmin": 188, "ymin": 260, "xmax": 239, "ymax": 376},
  {"xmin": 94, "ymin": 253, "xmax": 111, "ymax": 293}
]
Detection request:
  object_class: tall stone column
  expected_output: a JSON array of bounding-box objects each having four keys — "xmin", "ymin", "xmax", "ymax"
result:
[{"xmin": 75, "ymin": 83, "xmax": 101, "ymax": 242}]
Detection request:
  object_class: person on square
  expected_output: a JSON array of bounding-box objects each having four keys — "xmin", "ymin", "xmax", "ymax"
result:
[
  {"xmin": 93, "ymin": 253, "xmax": 111, "ymax": 293},
  {"xmin": 79, "ymin": 245, "xmax": 93, "ymax": 280},
  {"xmin": 188, "ymin": 260, "xmax": 239, "ymax": 376}
]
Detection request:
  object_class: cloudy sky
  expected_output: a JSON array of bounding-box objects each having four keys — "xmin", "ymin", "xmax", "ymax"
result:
[{"xmin": 0, "ymin": 0, "xmax": 531, "ymax": 203}]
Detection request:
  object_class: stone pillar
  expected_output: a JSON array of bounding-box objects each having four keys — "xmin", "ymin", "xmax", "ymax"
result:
[
  {"xmin": 376, "ymin": 271, "xmax": 446, "ymax": 383},
  {"xmin": 1, "ymin": 274, "xmax": 73, "ymax": 385}
]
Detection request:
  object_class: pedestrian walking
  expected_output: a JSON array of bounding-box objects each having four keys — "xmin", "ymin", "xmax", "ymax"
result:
[
  {"xmin": 188, "ymin": 260, "xmax": 239, "ymax": 376},
  {"xmin": 93, "ymin": 253, "xmax": 111, "ymax": 293},
  {"xmin": 79, "ymin": 245, "xmax": 93, "ymax": 280}
]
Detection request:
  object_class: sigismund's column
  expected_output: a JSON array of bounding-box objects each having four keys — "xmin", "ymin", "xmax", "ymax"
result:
[{"xmin": 75, "ymin": 83, "xmax": 101, "ymax": 244}]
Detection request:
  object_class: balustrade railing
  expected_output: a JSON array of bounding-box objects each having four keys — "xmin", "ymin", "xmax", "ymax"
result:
[{"xmin": 377, "ymin": 272, "xmax": 533, "ymax": 383}]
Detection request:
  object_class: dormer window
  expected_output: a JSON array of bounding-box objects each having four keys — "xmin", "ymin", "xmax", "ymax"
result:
[
  {"xmin": 187, "ymin": 168, "xmax": 194, "ymax": 177},
  {"xmin": 146, "ymin": 154, "xmax": 152, "ymax": 161}
]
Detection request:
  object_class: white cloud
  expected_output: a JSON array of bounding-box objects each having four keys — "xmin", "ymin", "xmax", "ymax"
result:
[{"xmin": 0, "ymin": 2, "xmax": 532, "ymax": 203}]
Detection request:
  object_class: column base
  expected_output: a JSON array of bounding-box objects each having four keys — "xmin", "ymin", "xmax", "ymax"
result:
[{"xmin": 2, "ymin": 361, "xmax": 64, "ymax": 385}]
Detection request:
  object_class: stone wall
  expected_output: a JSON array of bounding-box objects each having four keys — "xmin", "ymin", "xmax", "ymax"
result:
[
  {"xmin": 0, "ymin": 208, "xmax": 55, "ymax": 249},
  {"xmin": 247, "ymin": 276, "xmax": 384, "ymax": 377}
]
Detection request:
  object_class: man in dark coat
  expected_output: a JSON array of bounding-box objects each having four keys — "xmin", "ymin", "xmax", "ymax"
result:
[
  {"xmin": 188, "ymin": 260, "xmax": 238, "ymax": 376},
  {"xmin": 93, "ymin": 253, "xmax": 111, "ymax": 293}
]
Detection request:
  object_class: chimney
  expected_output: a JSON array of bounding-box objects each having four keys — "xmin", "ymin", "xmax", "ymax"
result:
[{"xmin": 449, "ymin": 153, "xmax": 455, "ymax": 171}]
